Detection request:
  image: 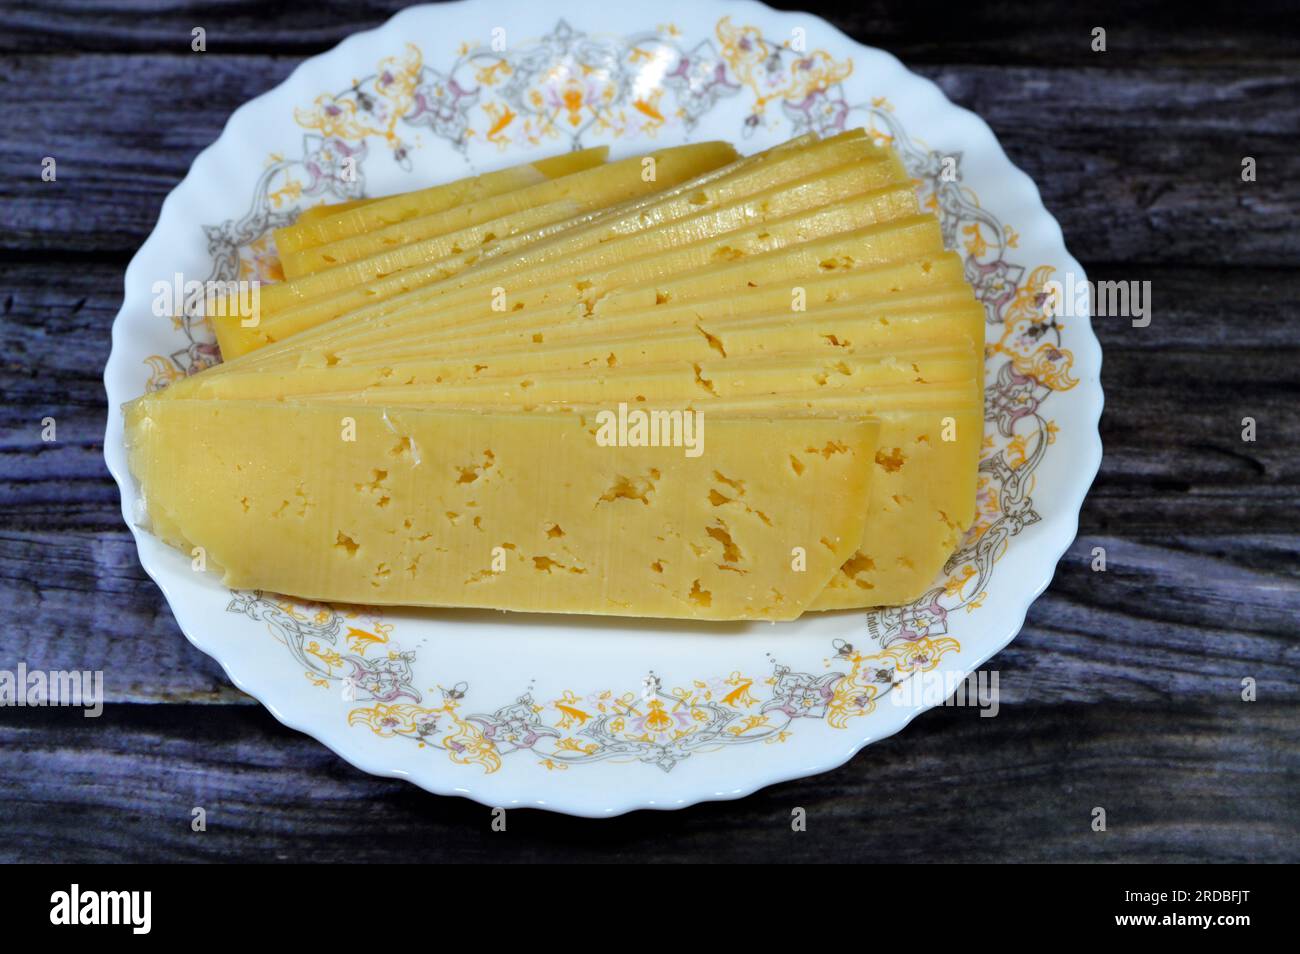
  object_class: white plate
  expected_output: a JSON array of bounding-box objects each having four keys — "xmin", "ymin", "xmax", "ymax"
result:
[{"xmin": 103, "ymin": 0, "xmax": 1102, "ymax": 816}]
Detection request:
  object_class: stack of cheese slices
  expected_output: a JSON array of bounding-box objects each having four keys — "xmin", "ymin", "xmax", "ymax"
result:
[{"xmin": 125, "ymin": 129, "xmax": 984, "ymax": 621}]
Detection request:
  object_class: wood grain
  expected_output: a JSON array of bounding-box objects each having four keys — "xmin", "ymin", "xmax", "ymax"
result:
[
  {"xmin": 1, "ymin": 529, "xmax": 1295, "ymax": 706},
  {"xmin": 4, "ymin": 261, "xmax": 1297, "ymax": 536},
  {"xmin": 0, "ymin": 0, "xmax": 1295, "ymax": 862},
  {"xmin": 1, "ymin": 701, "xmax": 1294, "ymax": 862},
  {"xmin": 2, "ymin": 0, "xmax": 1297, "ymax": 65},
  {"xmin": 2, "ymin": 61, "xmax": 1297, "ymax": 263}
]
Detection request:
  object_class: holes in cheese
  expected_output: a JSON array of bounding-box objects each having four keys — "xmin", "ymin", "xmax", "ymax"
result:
[
  {"xmin": 219, "ymin": 133, "xmax": 895, "ymax": 360},
  {"xmin": 279, "ymin": 142, "xmax": 737, "ymax": 278},
  {"xmin": 308, "ymin": 190, "xmax": 924, "ymax": 344},
  {"xmin": 183, "ymin": 299, "xmax": 983, "ymax": 401},
  {"xmin": 321, "ymin": 253, "xmax": 969, "ymax": 366},
  {"xmin": 125, "ymin": 397, "xmax": 879, "ymax": 620},
  {"xmin": 272, "ymin": 145, "xmax": 611, "ymax": 257},
  {"xmin": 200, "ymin": 215, "xmax": 946, "ymax": 383},
  {"xmin": 261, "ymin": 344, "xmax": 984, "ymax": 612},
  {"xmin": 217, "ymin": 142, "xmax": 739, "ymax": 358},
  {"xmin": 134, "ymin": 128, "xmax": 988, "ymax": 618},
  {"xmin": 286, "ymin": 346, "xmax": 979, "ymax": 408},
  {"xmin": 232, "ymin": 151, "xmax": 906, "ymax": 358}
]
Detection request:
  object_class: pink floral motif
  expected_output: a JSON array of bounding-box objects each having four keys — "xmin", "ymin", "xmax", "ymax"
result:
[
  {"xmin": 468, "ymin": 694, "xmax": 561, "ymax": 751},
  {"xmin": 663, "ymin": 41, "xmax": 741, "ymax": 126},
  {"xmin": 301, "ymin": 135, "xmax": 367, "ymax": 198},
  {"xmin": 342, "ymin": 652, "xmax": 420, "ymax": 703},
  {"xmin": 781, "ymin": 87, "xmax": 850, "ymax": 136},
  {"xmin": 406, "ymin": 70, "xmax": 481, "ymax": 146},
  {"xmin": 762, "ymin": 666, "xmax": 841, "ymax": 719}
]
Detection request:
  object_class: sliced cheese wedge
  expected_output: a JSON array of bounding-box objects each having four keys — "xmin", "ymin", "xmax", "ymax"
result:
[
  {"xmin": 239, "ymin": 153, "xmax": 909, "ymax": 356},
  {"xmin": 211, "ymin": 132, "xmax": 898, "ymax": 365},
  {"xmin": 181, "ymin": 298, "xmax": 982, "ymax": 401},
  {"xmin": 331, "ymin": 185, "xmax": 918, "ymax": 335},
  {"xmin": 133, "ymin": 127, "xmax": 986, "ymax": 620},
  {"xmin": 600, "ymin": 389, "xmax": 985, "ymax": 609},
  {"xmin": 273, "ymin": 146, "xmax": 610, "ymax": 257},
  {"xmin": 279, "ymin": 142, "xmax": 736, "ymax": 278},
  {"xmin": 331, "ymin": 252, "xmax": 969, "ymax": 364},
  {"xmin": 276, "ymin": 346, "xmax": 983, "ymax": 610},
  {"xmin": 125, "ymin": 397, "xmax": 878, "ymax": 621},
  {"xmin": 204, "ymin": 215, "xmax": 946, "ymax": 380},
  {"xmin": 543, "ymin": 390, "xmax": 984, "ymax": 610},
  {"xmin": 218, "ymin": 142, "xmax": 739, "ymax": 358}
]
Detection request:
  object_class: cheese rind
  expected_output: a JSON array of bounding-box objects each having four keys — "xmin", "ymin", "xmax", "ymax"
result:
[
  {"xmin": 125, "ymin": 398, "xmax": 878, "ymax": 620},
  {"xmin": 290, "ymin": 345, "xmax": 980, "ymax": 407}
]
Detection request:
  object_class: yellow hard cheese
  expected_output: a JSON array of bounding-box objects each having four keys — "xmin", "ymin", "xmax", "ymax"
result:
[
  {"xmin": 221, "ymin": 197, "xmax": 586, "ymax": 359},
  {"xmin": 330, "ymin": 252, "xmax": 968, "ymax": 365},
  {"xmin": 517, "ymin": 390, "xmax": 984, "ymax": 609},
  {"xmin": 181, "ymin": 298, "xmax": 982, "ymax": 401},
  {"xmin": 293, "ymin": 344, "xmax": 979, "ymax": 407},
  {"xmin": 206, "ymin": 137, "xmax": 909, "ymax": 370},
  {"xmin": 249, "ymin": 144, "xmax": 901, "ymax": 350},
  {"xmin": 277, "ymin": 131, "xmax": 884, "ymax": 297},
  {"xmin": 211, "ymin": 215, "xmax": 945, "ymax": 377},
  {"xmin": 234, "ymin": 154, "xmax": 907, "ymax": 358},
  {"xmin": 133, "ymin": 129, "xmax": 987, "ymax": 618},
  {"xmin": 715, "ymin": 396, "xmax": 981, "ymax": 609},
  {"xmin": 125, "ymin": 397, "xmax": 879, "ymax": 620},
  {"xmin": 505, "ymin": 390, "xmax": 984, "ymax": 610},
  {"xmin": 273, "ymin": 146, "xmax": 610, "ymax": 257},
  {"xmin": 292, "ymin": 196, "xmax": 379, "ymax": 225},
  {"xmin": 218, "ymin": 143, "xmax": 738, "ymax": 358},
  {"xmin": 279, "ymin": 142, "xmax": 736, "ymax": 278},
  {"xmin": 282, "ymin": 349, "xmax": 983, "ymax": 610},
  {"xmin": 360, "ymin": 216, "xmax": 943, "ymax": 360},
  {"xmin": 322, "ymin": 185, "xmax": 919, "ymax": 341}
]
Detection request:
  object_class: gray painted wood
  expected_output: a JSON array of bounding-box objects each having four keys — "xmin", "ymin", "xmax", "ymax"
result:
[
  {"xmin": 0, "ymin": 0, "xmax": 1295, "ymax": 862},
  {"xmin": 1, "ymin": 702, "xmax": 1294, "ymax": 862},
  {"xmin": 3, "ymin": 55, "xmax": 1298, "ymax": 266},
  {"xmin": 1, "ymin": 531, "xmax": 1296, "ymax": 706}
]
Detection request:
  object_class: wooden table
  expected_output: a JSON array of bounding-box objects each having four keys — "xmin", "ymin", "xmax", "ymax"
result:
[{"xmin": 1, "ymin": 1, "xmax": 1296, "ymax": 862}]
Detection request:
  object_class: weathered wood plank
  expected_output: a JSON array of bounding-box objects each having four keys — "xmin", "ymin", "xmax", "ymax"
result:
[
  {"xmin": 11, "ymin": 341, "xmax": 1295, "ymax": 534},
  {"xmin": 0, "ymin": 5, "xmax": 1296, "ymax": 855},
  {"xmin": 3, "ymin": 403, "xmax": 1298, "ymax": 535},
  {"xmin": 1, "ymin": 55, "xmax": 1296, "ymax": 263},
  {"xmin": 0, "ymin": 54, "xmax": 298, "ymax": 252},
  {"xmin": 0, "ymin": 700, "xmax": 1293, "ymax": 862},
  {"xmin": 1, "ymin": 530, "xmax": 1294, "ymax": 704},
  {"xmin": 7, "ymin": 259, "xmax": 1300, "ymax": 362},
  {"xmin": 917, "ymin": 65, "xmax": 1300, "ymax": 267},
  {"xmin": 1, "ymin": 0, "xmax": 1297, "ymax": 66}
]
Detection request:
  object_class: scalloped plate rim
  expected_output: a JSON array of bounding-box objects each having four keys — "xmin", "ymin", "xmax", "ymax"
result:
[{"xmin": 101, "ymin": 0, "xmax": 1103, "ymax": 818}]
